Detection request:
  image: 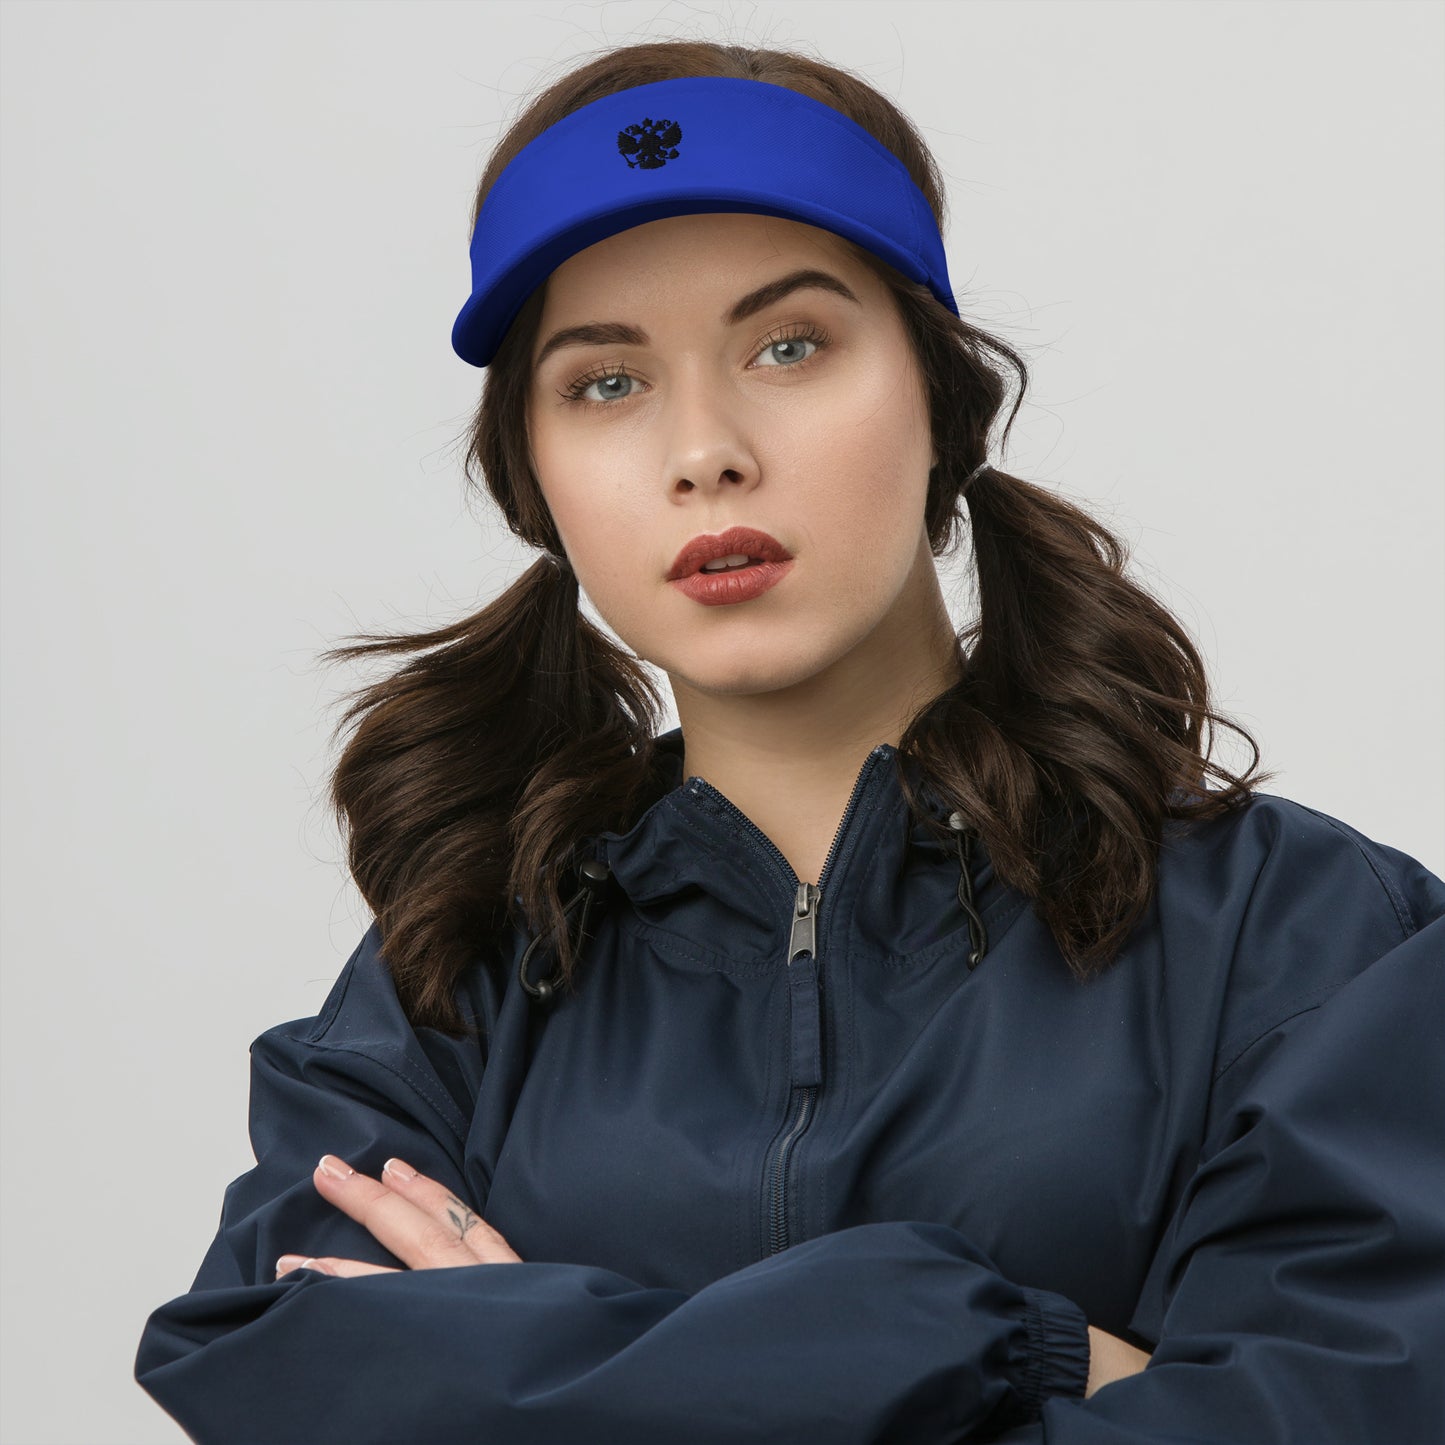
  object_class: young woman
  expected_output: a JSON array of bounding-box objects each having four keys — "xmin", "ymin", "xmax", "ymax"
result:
[{"xmin": 135, "ymin": 40, "xmax": 1445, "ymax": 1445}]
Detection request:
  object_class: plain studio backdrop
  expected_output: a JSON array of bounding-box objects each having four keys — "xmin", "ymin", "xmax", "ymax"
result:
[{"xmin": 2, "ymin": 2, "xmax": 1441, "ymax": 1441}]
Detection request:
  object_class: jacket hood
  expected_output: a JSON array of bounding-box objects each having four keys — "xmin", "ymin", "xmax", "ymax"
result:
[{"xmin": 564, "ymin": 725, "xmax": 1004, "ymax": 975}]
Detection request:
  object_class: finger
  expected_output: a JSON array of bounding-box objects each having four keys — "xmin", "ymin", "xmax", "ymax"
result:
[
  {"xmin": 274, "ymin": 1254, "xmax": 334, "ymax": 1277},
  {"xmin": 379, "ymin": 1156, "xmax": 523, "ymax": 1265},
  {"xmin": 312, "ymin": 1154, "xmax": 481, "ymax": 1271},
  {"xmin": 312, "ymin": 1256, "xmax": 402, "ymax": 1278},
  {"xmin": 275, "ymin": 1254, "xmax": 401, "ymax": 1279}
]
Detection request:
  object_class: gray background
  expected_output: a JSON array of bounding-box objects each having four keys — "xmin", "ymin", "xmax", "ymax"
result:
[{"xmin": 2, "ymin": 1, "xmax": 1441, "ymax": 1441}]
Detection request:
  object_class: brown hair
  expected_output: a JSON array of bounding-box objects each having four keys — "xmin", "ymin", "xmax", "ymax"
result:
[{"xmin": 319, "ymin": 39, "xmax": 1273, "ymax": 1035}]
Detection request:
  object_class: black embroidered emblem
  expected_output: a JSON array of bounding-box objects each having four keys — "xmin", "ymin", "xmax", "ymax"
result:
[{"xmin": 616, "ymin": 117, "xmax": 682, "ymax": 170}]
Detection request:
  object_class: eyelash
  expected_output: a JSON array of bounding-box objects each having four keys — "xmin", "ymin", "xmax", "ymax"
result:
[{"xmin": 557, "ymin": 324, "xmax": 832, "ymax": 409}]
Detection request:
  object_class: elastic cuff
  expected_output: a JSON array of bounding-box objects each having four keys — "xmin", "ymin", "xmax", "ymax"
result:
[{"xmin": 1017, "ymin": 1286, "xmax": 1091, "ymax": 1418}]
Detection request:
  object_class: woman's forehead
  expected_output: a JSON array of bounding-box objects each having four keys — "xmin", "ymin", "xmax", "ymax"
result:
[{"xmin": 544, "ymin": 212, "xmax": 857, "ymax": 297}]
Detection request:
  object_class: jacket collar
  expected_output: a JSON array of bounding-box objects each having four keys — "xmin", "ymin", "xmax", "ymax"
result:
[{"xmin": 589, "ymin": 726, "xmax": 1001, "ymax": 934}]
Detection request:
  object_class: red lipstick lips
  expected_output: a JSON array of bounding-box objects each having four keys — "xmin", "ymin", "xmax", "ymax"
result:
[
  {"xmin": 666, "ymin": 525, "xmax": 795, "ymax": 608},
  {"xmin": 666, "ymin": 526, "xmax": 793, "ymax": 579}
]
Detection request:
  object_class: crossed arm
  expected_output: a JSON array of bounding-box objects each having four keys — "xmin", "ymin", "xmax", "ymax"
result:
[{"xmin": 276, "ymin": 1151, "xmax": 1149, "ymax": 1400}]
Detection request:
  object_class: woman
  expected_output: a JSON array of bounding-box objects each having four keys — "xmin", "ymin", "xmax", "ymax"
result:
[{"xmin": 135, "ymin": 40, "xmax": 1445, "ymax": 1445}]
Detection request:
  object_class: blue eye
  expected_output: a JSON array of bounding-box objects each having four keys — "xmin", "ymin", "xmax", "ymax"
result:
[
  {"xmin": 566, "ymin": 370, "xmax": 636, "ymax": 405},
  {"xmin": 753, "ymin": 333, "xmax": 820, "ymax": 368},
  {"xmin": 560, "ymin": 325, "xmax": 830, "ymax": 409}
]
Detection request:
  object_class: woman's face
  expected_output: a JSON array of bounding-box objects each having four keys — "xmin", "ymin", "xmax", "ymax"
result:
[{"xmin": 525, "ymin": 211, "xmax": 938, "ymax": 699}]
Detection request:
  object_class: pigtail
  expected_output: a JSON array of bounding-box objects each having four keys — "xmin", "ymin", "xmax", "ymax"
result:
[
  {"xmin": 318, "ymin": 550, "xmax": 666, "ymax": 1035},
  {"xmin": 898, "ymin": 462, "xmax": 1273, "ymax": 980}
]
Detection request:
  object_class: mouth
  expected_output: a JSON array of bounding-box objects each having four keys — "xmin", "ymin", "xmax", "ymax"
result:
[
  {"xmin": 696, "ymin": 554, "xmax": 766, "ymax": 574},
  {"xmin": 666, "ymin": 525, "xmax": 793, "ymax": 581}
]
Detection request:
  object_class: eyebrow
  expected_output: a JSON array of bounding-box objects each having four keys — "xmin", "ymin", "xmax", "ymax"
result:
[{"xmin": 532, "ymin": 267, "xmax": 861, "ymax": 370}]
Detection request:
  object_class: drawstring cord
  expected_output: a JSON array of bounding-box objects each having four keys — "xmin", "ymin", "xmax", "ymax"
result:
[
  {"xmin": 518, "ymin": 858, "xmax": 612, "ymax": 1006},
  {"xmin": 947, "ymin": 811, "xmax": 989, "ymax": 970}
]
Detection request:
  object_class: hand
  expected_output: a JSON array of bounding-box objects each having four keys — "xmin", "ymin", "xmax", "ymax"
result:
[
  {"xmin": 275, "ymin": 1154, "xmax": 523, "ymax": 1279},
  {"xmin": 1085, "ymin": 1325, "xmax": 1153, "ymax": 1398}
]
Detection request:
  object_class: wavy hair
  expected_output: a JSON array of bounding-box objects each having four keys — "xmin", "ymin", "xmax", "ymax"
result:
[{"xmin": 319, "ymin": 38, "xmax": 1273, "ymax": 1035}]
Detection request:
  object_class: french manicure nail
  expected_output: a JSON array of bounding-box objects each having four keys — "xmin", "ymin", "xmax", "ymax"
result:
[
  {"xmin": 383, "ymin": 1157, "xmax": 417, "ymax": 1181},
  {"xmin": 317, "ymin": 1155, "xmax": 354, "ymax": 1180}
]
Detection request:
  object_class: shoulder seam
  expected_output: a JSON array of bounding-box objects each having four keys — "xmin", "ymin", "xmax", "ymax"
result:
[
  {"xmin": 279, "ymin": 1032, "xmax": 470, "ymax": 1150},
  {"xmin": 305, "ymin": 926, "xmax": 377, "ymax": 1045},
  {"xmin": 306, "ymin": 1040, "xmax": 468, "ymax": 1150},
  {"xmin": 1291, "ymin": 801, "xmax": 1416, "ymax": 943},
  {"xmin": 1212, "ymin": 984, "xmax": 1337, "ymax": 1082},
  {"xmin": 1210, "ymin": 797, "xmax": 1421, "ymax": 1082}
]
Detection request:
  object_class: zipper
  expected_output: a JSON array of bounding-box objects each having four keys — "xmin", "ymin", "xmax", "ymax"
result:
[
  {"xmin": 685, "ymin": 744, "xmax": 889, "ymax": 896},
  {"xmin": 687, "ymin": 745, "xmax": 890, "ymax": 1256},
  {"xmin": 767, "ymin": 881, "xmax": 820, "ymax": 1253}
]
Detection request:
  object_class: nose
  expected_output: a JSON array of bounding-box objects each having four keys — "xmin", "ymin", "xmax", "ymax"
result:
[{"xmin": 660, "ymin": 364, "xmax": 760, "ymax": 498}]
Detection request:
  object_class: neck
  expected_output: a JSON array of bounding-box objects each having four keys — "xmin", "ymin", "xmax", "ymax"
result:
[{"xmin": 669, "ymin": 538, "xmax": 961, "ymax": 885}]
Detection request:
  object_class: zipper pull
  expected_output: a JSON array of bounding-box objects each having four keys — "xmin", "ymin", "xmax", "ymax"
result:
[
  {"xmin": 789, "ymin": 882, "xmax": 819, "ymax": 962},
  {"xmin": 788, "ymin": 882, "xmax": 822, "ymax": 1088}
]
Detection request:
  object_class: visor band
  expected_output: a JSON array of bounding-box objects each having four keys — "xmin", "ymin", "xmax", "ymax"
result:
[{"xmin": 451, "ymin": 75, "xmax": 959, "ymax": 368}]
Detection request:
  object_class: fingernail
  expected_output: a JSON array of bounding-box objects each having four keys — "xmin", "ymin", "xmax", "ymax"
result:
[
  {"xmin": 383, "ymin": 1157, "xmax": 417, "ymax": 1181},
  {"xmin": 276, "ymin": 1254, "xmax": 306, "ymax": 1275},
  {"xmin": 317, "ymin": 1155, "xmax": 354, "ymax": 1180}
]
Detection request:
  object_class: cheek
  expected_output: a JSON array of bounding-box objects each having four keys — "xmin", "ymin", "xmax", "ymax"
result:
[
  {"xmin": 528, "ymin": 417, "xmax": 672, "ymax": 652},
  {"xmin": 544, "ymin": 479, "xmax": 658, "ymax": 630},
  {"xmin": 788, "ymin": 404, "xmax": 931, "ymax": 583},
  {"xmin": 532, "ymin": 425, "xmax": 634, "ymax": 564},
  {"xmin": 805, "ymin": 490, "xmax": 923, "ymax": 626}
]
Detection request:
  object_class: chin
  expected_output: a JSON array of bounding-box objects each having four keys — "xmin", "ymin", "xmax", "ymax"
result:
[{"xmin": 661, "ymin": 635, "xmax": 850, "ymax": 699}]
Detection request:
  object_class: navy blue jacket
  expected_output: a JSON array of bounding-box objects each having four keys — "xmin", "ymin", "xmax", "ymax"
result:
[{"xmin": 136, "ymin": 728, "xmax": 1445, "ymax": 1443}]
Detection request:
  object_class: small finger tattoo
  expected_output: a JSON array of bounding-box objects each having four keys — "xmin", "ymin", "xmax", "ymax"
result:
[{"xmin": 445, "ymin": 1193, "xmax": 482, "ymax": 1241}]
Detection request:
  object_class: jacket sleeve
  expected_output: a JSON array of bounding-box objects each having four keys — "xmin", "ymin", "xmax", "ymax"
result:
[
  {"xmin": 991, "ymin": 816, "xmax": 1445, "ymax": 1445},
  {"xmin": 136, "ymin": 924, "xmax": 1090, "ymax": 1445}
]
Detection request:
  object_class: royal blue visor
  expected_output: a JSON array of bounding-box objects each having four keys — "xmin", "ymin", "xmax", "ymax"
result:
[{"xmin": 451, "ymin": 75, "xmax": 959, "ymax": 368}]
